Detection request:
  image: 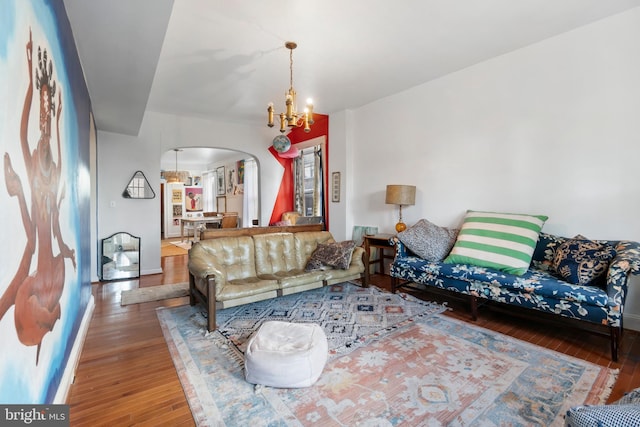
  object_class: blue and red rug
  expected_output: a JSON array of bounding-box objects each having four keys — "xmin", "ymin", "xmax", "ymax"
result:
[{"xmin": 157, "ymin": 282, "xmax": 616, "ymax": 426}]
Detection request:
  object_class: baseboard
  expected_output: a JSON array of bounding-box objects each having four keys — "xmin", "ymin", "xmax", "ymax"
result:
[
  {"xmin": 54, "ymin": 295, "xmax": 95, "ymax": 404},
  {"xmin": 624, "ymin": 313, "xmax": 640, "ymax": 332},
  {"xmin": 142, "ymin": 268, "xmax": 163, "ymax": 276}
]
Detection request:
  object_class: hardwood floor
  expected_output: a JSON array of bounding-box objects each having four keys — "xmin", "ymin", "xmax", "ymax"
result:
[{"xmin": 67, "ymin": 253, "xmax": 640, "ymax": 425}]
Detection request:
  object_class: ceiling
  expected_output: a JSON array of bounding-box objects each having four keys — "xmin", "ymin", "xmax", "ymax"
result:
[{"xmin": 63, "ymin": 0, "xmax": 640, "ymax": 139}]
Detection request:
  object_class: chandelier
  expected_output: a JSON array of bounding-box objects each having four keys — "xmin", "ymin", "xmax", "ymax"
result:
[
  {"xmin": 165, "ymin": 148, "xmax": 188, "ymax": 184},
  {"xmin": 267, "ymin": 42, "xmax": 314, "ymax": 133}
]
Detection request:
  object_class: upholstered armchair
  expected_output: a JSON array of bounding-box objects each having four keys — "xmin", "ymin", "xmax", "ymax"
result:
[
  {"xmin": 281, "ymin": 211, "xmax": 301, "ymax": 225},
  {"xmin": 565, "ymin": 387, "xmax": 640, "ymax": 426}
]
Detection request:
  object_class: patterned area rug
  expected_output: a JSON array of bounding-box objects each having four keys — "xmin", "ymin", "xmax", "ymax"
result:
[
  {"xmin": 157, "ymin": 283, "xmax": 617, "ymax": 426},
  {"xmin": 120, "ymin": 282, "xmax": 188, "ymax": 306},
  {"xmin": 213, "ymin": 282, "xmax": 446, "ymax": 357}
]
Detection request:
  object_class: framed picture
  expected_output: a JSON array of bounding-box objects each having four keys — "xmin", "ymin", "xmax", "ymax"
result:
[
  {"xmin": 237, "ymin": 160, "xmax": 245, "ymax": 184},
  {"xmin": 332, "ymin": 172, "xmax": 341, "ymax": 202},
  {"xmin": 216, "ymin": 196, "xmax": 227, "ymax": 213},
  {"xmin": 216, "ymin": 166, "xmax": 225, "ymax": 196},
  {"xmin": 227, "ymin": 166, "xmax": 236, "ymax": 194},
  {"xmin": 171, "ymin": 189, "xmax": 183, "ymax": 203},
  {"xmin": 185, "ymin": 186, "xmax": 203, "ymax": 212}
]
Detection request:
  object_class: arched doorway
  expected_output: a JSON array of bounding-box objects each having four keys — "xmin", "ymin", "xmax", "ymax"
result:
[{"xmin": 159, "ymin": 147, "xmax": 259, "ymax": 240}]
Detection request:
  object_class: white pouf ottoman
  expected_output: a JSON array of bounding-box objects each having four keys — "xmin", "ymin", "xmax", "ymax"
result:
[{"xmin": 245, "ymin": 321, "xmax": 328, "ymax": 388}]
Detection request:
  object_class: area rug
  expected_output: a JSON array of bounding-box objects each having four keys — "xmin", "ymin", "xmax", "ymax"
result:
[
  {"xmin": 157, "ymin": 284, "xmax": 617, "ymax": 426},
  {"xmin": 120, "ymin": 282, "xmax": 189, "ymax": 306},
  {"xmin": 161, "ymin": 240, "xmax": 188, "ymax": 257},
  {"xmin": 212, "ymin": 282, "xmax": 447, "ymax": 357},
  {"xmin": 170, "ymin": 240, "xmax": 192, "ymax": 250}
]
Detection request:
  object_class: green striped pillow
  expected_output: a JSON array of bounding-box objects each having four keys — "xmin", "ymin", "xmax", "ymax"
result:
[{"xmin": 443, "ymin": 210, "xmax": 548, "ymax": 275}]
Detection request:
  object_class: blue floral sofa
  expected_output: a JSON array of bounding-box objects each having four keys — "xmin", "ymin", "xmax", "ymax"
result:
[{"xmin": 390, "ymin": 231, "xmax": 640, "ymax": 361}]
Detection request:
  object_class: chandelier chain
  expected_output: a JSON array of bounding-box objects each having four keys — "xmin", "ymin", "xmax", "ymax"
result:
[{"xmin": 290, "ymin": 48, "xmax": 294, "ymax": 91}]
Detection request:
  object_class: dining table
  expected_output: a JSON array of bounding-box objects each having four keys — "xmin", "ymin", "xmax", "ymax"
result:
[{"xmin": 180, "ymin": 215, "xmax": 223, "ymax": 242}]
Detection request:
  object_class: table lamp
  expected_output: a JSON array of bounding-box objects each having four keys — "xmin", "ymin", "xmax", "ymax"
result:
[{"xmin": 385, "ymin": 185, "xmax": 416, "ymax": 232}]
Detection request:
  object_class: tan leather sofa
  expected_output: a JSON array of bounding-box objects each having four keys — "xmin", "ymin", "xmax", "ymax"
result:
[{"xmin": 188, "ymin": 231, "xmax": 365, "ymax": 331}]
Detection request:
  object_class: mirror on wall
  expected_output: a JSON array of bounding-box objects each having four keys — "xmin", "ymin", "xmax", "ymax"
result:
[
  {"xmin": 122, "ymin": 170, "xmax": 155, "ymax": 199},
  {"xmin": 100, "ymin": 232, "xmax": 140, "ymax": 281}
]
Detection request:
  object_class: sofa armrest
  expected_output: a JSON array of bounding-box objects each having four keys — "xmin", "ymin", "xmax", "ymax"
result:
[
  {"xmin": 350, "ymin": 246, "xmax": 365, "ymax": 271},
  {"xmin": 390, "ymin": 236, "xmax": 408, "ymax": 259},
  {"xmin": 605, "ymin": 240, "xmax": 640, "ymax": 310},
  {"xmin": 187, "ymin": 243, "xmax": 228, "ymax": 295}
]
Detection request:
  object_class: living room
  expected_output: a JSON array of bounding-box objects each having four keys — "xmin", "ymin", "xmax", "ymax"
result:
[{"xmin": 2, "ymin": 0, "xmax": 640, "ymax": 424}]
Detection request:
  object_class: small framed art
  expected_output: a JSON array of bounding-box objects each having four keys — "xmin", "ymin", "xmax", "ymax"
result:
[
  {"xmin": 331, "ymin": 172, "xmax": 341, "ymax": 202},
  {"xmin": 216, "ymin": 166, "xmax": 225, "ymax": 196}
]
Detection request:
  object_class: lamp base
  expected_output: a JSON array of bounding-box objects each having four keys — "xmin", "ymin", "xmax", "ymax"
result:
[{"xmin": 395, "ymin": 222, "xmax": 407, "ymax": 233}]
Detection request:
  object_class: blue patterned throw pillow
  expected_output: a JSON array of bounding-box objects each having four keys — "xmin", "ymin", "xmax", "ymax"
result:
[{"xmin": 551, "ymin": 239, "xmax": 616, "ymax": 287}]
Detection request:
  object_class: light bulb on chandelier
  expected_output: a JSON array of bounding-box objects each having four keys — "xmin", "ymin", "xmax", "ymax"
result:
[{"xmin": 267, "ymin": 42, "xmax": 314, "ymax": 133}]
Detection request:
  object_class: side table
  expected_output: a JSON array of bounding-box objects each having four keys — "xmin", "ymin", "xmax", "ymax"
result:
[{"xmin": 362, "ymin": 233, "xmax": 395, "ymax": 287}]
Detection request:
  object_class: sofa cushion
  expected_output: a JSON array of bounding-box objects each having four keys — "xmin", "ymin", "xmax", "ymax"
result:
[
  {"xmin": 444, "ymin": 210, "xmax": 548, "ymax": 275},
  {"xmin": 257, "ymin": 269, "xmax": 325, "ymax": 289},
  {"xmin": 551, "ymin": 238, "xmax": 616, "ymax": 287},
  {"xmin": 215, "ymin": 277, "xmax": 280, "ymax": 302},
  {"xmin": 253, "ymin": 233, "xmax": 298, "ymax": 276},
  {"xmin": 397, "ymin": 219, "xmax": 459, "ymax": 262},
  {"xmin": 392, "ymin": 254, "xmax": 619, "ymax": 327},
  {"xmin": 190, "ymin": 236, "xmax": 257, "ymax": 282},
  {"xmin": 305, "ymin": 240, "xmax": 356, "ymax": 271}
]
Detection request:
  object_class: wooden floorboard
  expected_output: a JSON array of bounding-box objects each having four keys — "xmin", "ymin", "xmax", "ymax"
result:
[{"xmin": 67, "ymin": 251, "xmax": 640, "ymax": 425}]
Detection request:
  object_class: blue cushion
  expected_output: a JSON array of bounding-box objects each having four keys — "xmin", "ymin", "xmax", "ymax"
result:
[{"xmin": 551, "ymin": 239, "xmax": 616, "ymax": 287}]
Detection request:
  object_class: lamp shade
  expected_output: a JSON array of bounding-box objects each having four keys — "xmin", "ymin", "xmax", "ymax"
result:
[{"xmin": 385, "ymin": 185, "xmax": 416, "ymax": 206}]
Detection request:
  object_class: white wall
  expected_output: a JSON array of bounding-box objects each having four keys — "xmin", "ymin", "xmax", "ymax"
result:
[
  {"xmin": 97, "ymin": 111, "xmax": 281, "ymax": 276},
  {"xmin": 328, "ymin": 110, "xmax": 355, "ymax": 242},
  {"xmin": 337, "ymin": 8, "xmax": 640, "ymax": 328},
  {"xmin": 97, "ymin": 130, "xmax": 162, "ymax": 276}
]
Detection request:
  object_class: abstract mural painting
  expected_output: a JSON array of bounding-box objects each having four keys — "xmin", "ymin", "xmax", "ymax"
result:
[{"xmin": 0, "ymin": 0, "xmax": 92, "ymax": 403}]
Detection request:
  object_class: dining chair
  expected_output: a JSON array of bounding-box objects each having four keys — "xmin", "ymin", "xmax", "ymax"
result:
[{"xmin": 221, "ymin": 212, "xmax": 239, "ymax": 228}]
